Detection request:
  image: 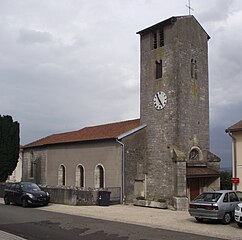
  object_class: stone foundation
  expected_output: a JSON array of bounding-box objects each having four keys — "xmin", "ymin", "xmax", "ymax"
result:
[
  {"xmin": 173, "ymin": 197, "xmax": 189, "ymax": 211},
  {"xmin": 133, "ymin": 199, "xmax": 167, "ymax": 209}
]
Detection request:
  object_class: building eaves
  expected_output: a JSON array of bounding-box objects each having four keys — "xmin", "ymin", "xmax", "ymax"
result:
[
  {"xmin": 117, "ymin": 124, "xmax": 147, "ymax": 140},
  {"xmin": 186, "ymin": 167, "xmax": 220, "ymax": 178},
  {"xmin": 226, "ymin": 120, "xmax": 242, "ymax": 133},
  {"xmin": 136, "ymin": 16, "xmax": 178, "ymax": 35}
]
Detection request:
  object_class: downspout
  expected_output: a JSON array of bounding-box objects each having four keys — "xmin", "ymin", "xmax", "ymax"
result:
[
  {"xmin": 226, "ymin": 130, "xmax": 237, "ymax": 190},
  {"xmin": 116, "ymin": 139, "xmax": 125, "ymax": 204}
]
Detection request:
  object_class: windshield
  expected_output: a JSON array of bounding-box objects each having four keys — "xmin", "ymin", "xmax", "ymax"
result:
[
  {"xmin": 21, "ymin": 183, "xmax": 41, "ymax": 191},
  {"xmin": 194, "ymin": 192, "xmax": 222, "ymax": 202}
]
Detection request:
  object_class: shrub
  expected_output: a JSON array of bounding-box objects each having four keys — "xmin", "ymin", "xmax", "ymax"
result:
[
  {"xmin": 136, "ymin": 196, "xmax": 145, "ymax": 200},
  {"xmin": 157, "ymin": 197, "xmax": 166, "ymax": 203}
]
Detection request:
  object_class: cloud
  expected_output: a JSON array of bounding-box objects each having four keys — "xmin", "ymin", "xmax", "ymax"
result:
[
  {"xmin": 0, "ymin": 0, "xmax": 242, "ymax": 170},
  {"xmin": 18, "ymin": 29, "xmax": 52, "ymax": 44},
  {"xmin": 210, "ymin": 102, "xmax": 242, "ymax": 128},
  {"xmin": 196, "ymin": 0, "xmax": 236, "ymax": 24},
  {"xmin": 210, "ymin": 126, "xmax": 232, "ymax": 169}
]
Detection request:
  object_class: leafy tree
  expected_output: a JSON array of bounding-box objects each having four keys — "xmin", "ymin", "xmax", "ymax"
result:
[
  {"xmin": 220, "ymin": 170, "xmax": 232, "ymax": 190},
  {"xmin": 0, "ymin": 115, "xmax": 20, "ymax": 182}
]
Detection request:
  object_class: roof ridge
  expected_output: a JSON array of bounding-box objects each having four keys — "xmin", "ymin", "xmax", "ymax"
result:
[{"xmin": 85, "ymin": 118, "xmax": 140, "ymax": 129}]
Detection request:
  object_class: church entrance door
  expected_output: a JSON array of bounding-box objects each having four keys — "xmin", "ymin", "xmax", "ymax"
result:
[{"xmin": 188, "ymin": 178, "xmax": 200, "ymax": 201}]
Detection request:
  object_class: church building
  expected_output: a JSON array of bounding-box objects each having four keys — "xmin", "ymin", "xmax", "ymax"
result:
[{"xmin": 22, "ymin": 15, "xmax": 220, "ymax": 210}]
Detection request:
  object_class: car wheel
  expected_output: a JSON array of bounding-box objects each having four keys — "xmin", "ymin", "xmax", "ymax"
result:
[
  {"xmin": 4, "ymin": 196, "xmax": 10, "ymax": 205},
  {"xmin": 22, "ymin": 198, "xmax": 28, "ymax": 208},
  {"xmin": 195, "ymin": 217, "xmax": 204, "ymax": 223},
  {"xmin": 237, "ymin": 222, "xmax": 242, "ymax": 228},
  {"xmin": 222, "ymin": 212, "xmax": 231, "ymax": 224}
]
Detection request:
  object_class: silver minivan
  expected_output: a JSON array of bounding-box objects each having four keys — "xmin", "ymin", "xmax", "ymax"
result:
[{"xmin": 189, "ymin": 190, "xmax": 242, "ymax": 224}]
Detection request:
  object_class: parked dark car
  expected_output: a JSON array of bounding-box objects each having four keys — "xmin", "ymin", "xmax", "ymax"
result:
[
  {"xmin": 4, "ymin": 182, "xmax": 50, "ymax": 207},
  {"xmin": 189, "ymin": 190, "xmax": 242, "ymax": 224}
]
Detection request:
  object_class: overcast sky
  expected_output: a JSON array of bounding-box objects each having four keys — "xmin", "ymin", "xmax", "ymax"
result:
[{"xmin": 1, "ymin": 0, "xmax": 242, "ymax": 169}]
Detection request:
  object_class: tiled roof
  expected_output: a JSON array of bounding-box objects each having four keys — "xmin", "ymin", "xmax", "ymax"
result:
[
  {"xmin": 227, "ymin": 120, "xmax": 242, "ymax": 132},
  {"xmin": 24, "ymin": 119, "xmax": 141, "ymax": 149}
]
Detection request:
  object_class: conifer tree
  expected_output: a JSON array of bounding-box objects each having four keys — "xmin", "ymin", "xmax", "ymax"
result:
[{"xmin": 0, "ymin": 115, "xmax": 20, "ymax": 182}]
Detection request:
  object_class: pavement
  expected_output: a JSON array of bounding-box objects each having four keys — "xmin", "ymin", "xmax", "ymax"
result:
[{"xmin": 1, "ymin": 198, "xmax": 242, "ymax": 240}]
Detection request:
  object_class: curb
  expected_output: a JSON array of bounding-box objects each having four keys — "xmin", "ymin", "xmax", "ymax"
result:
[{"xmin": 0, "ymin": 230, "xmax": 26, "ymax": 240}]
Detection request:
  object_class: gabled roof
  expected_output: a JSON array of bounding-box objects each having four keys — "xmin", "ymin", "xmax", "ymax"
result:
[
  {"xmin": 136, "ymin": 15, "xmax": 210, "ymax": 39},
  {"xmin": 136, "ymin": 16, "xmax": 178, "ymax": 35},
  {"xmin": 226, "ymin": 120, "xmax": 242, "ymax": 133},
  {"xmin": 24, "ymin": 119, "xmax": 141, "ymax": 149}
]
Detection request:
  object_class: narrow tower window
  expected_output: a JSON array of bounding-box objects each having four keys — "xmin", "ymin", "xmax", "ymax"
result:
[
  {"xmin": 155, "ymin": 60, "xmax": 162, "ymax": 79},
  {"xmin": 191, "ymin": 59, "xmax": 198, "ymax": 79},
  {"xmin": 153, "ymin": 32, "xmax": 157, "ymax": 49},
  {"xmin": 159, "ymin": 29, "xmax": 164, "ymax": 47},
  {"xmin": 194, "ymin": 60, "xmax": 197, "ymax": 79},
  {"xmin": 191, "ymin": 59, "xmax": 194, "ymax": 78}
]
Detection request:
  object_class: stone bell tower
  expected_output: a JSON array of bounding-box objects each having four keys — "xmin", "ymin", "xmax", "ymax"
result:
[{"xmin": 137, "ymin": 16, "xmax": 220, "ymax": 210}]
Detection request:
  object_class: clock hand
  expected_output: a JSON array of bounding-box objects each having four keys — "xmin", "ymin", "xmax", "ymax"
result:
[{"xmin": 156, "ymin": 94, "xmax": 163, "ymax": 108}]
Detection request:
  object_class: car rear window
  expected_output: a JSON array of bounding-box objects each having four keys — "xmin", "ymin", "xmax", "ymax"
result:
[{"xmin": 194, "ymin": 192, "xmax": 222, "ymax": 202}]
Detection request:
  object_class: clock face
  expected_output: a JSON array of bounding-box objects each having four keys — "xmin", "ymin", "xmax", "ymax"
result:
[{"xmin": 153, "ymin": 91, "xmax": 167, "ymax": 110}]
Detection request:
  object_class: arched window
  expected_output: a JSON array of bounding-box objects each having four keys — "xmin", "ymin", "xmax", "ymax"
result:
[
  {"xmin": 58, "ymin": 164, "xmax": 66, "ymax": 186},
  {"xmin": 189, "ymin": 147, "xmax": 203, "ymax": 161},
  {"xmin": 76, "ymin": 165, "xmax": 85, "ymax": 188},
  {"xmin": 95, "ymin": 164, "xmax": 105, "ymax": 188},
  {"xmin": 189, "ymin": 149, "xmax": 199, "ymax": 161}
]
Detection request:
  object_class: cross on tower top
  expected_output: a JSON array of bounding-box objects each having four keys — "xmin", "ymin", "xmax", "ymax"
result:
[{"xmin": 186, "ymin": 0, "xmax": 194, "ymax": 15}]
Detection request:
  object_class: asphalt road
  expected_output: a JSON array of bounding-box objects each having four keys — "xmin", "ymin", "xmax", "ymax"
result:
[{"xmin": 0, "ymin": 203, "xmax": 224, "ymax": 240}]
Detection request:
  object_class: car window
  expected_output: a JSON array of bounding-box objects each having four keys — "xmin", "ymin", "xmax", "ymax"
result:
[
  {"xmin": 194, "ymin": 193, "xmax": 222, "ymax": 202},
  {"xmin": 15, "ymin": 184, "xmax": 20, "ymax": 191},
  {"xmin": 10, "ymin": 184, "xmax": 16, "ymax": 190},
  {"xmin": 223, "ymin": 193, "xmax": 228, "ymax": 202},
  {"xmin": 21, "ymin": 183, "xmax": 40, "ymax": 191},
  {"xmin": 229, "ymin": 192, "xmax": 239, "ymax": 202},
  {"xmin": 5, "ymin": 183, "xmax": 11, "ymax": 189},
  {"xmin": 236, "ymin": 191, "xmax": 242, "ymax": 201}
]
